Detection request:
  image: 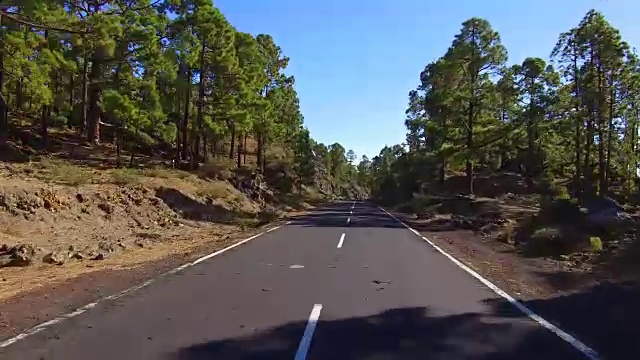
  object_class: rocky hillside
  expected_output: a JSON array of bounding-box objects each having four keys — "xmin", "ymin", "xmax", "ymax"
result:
[
  {"xmin": 0, "ymin": 128, "xmax": 367, "ymax": 302},
  {"xmin": 0, "ymin": 144, "xmax": 365, "ymax": 265}
]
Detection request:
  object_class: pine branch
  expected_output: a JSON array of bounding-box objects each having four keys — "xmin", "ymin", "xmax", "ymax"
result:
[{"xmin": 1, "ymin": 10, "xmax": 89, "ymax": 34}]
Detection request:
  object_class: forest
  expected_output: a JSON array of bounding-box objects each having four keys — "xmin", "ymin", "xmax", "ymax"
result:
[
  {"xmin": 362, "ymin": 10, "xmax": 640, "ymax": 207},
  {"xmin": 352, "ymin": 10, "xmax": 640, "ymax": 281},
  {"xmin": 0, "ymin": 1, "xmax": 363, "ymax": 195}
]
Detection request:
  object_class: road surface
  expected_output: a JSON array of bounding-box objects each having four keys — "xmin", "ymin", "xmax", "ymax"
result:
[{"xmin": 0, "ymin": 201, "xmax": 594, "ymax": 360}]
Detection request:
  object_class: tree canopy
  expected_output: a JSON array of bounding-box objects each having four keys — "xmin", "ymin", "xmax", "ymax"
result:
[
  {"xmin": 355, "ymin": 10, "xmax": 640, "ymax": 205},
  {"xmin": 0, "ymin": 1, "xmax": 367, "ymax": 194}
]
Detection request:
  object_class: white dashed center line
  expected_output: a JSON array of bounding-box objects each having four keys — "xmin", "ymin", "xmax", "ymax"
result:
[
  {"xmin": 337, "ymin": 233, "xmax": 345, "ymax": 248},
  {"xmin": 294, "ymin": 304, "xmax": 323, "ymax": 360}
]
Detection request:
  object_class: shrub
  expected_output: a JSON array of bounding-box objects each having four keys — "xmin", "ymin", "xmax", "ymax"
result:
[
  {"xmin": 410, "ymin": 193, "xmax": 439, "ymax": 214},
  {"xmin": 524, "ymin": 226, "xmax": 565, "ymax": 256},
  {"xmin": 590, "ymin": 236, "xmax": 603, "ymax": 252},
  {"xmin": 539, "ymin": 197, "xmax": 583, "ymax": 224},
  {"xmin": 523, "ymin": 226, "xmax": 585, "ymax": 257}
]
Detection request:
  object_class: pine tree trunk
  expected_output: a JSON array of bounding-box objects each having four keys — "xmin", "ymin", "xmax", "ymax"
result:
[
  {"xmin": 584, "ymin": 104, "xmax": 595, "ymax": 195},
  {"xmin": 229, "ymin": 123, "xmax": 235, "ymax": 159},
  {"xmin": 596, "ymin": 65, "xmax": 606, "ymax": 196},
  {"xmin": 175, "ymin": 118, "xmax": 181, "ymax": 165},
  {"xmin": 181, "ymin": 67, "xmax": 191, "ymax": 162},
  {"xmin": 604, "ymin": 85, "xmax": 615, "ymax": 195},
  {"xmin": 194, "ymin": 41, "xmax": 206, "ymax": 162},
  {"xmin": 237, "ymin": 133, "xmax": 242, "ymax": 168},
  {"xmin": 202, "ymin": 134, "xmax": 208, "ymax": 162},
  {"xmin": 572, "ymin": 49, "xmax": 582, "ymax": 198},
  {"xmin": 262, "ymin": 134, "xmax": 267, "ymax": 171},
  {"xmin": 583, "ymin": 47, "xmax": 596, "ymax": 196},
  {"xmin": 526, "ymin": 78, "xmax": 535, "ymax": 191},
  {"xmin": 87, "ymin": 56, "xmax": 102, "ymax": 145},
  {"xmin": 68, "ymin": 72, "xmax": 75, "ymax": 128},
  {"xmin": 630, "ymin": 103, "xmax": 639, "ymax": 194},
  {"xmin": 80, "ymin": 55, "xmax": 89, "ymax": 137},
  {"xmin": 466, "ymin": 78, "xmax": 475, "ymax": 195},
  {"xmin": 116, "ymin": 121, "xmax": 123, "ymax": 167},
  {"xmin": 40, "ymin": 30, "xmax": 50, "ymax": 147},
  {"xmin": 466, "ymin": 25, "xmax": 477, "ymax": 195},
  {"xmin": 257, "ymin": 133, "xmax": 263, "ymax": 171},
  {"xmin": 439, "ymin": 113, "xmax": 447, "ymax": 187},
  {"xmin": 466, "ymin": 101, "xmax": 474, "ymax": 195},
  {"xmin": 0, "ymin": 14, "xmax": 7, "ymax": 142},
  {"xmin": 243, "ymin": 134, "xmax": 247, "ymax": 164},
  {"xmin": 52, "ymin": 71, "xmax": 59, "ymax": 115},
  {"xmin": 16, "ymin": 80, "xmax": 23, "ymax": 111}
]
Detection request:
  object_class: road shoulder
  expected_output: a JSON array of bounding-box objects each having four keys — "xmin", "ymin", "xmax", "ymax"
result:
[{"xmin": 0, "ymin": 218, "xmax": 288, "ymax": 342}]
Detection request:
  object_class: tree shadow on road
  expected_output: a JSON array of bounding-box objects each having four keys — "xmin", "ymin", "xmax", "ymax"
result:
[
  {"xmin": 286, "ymin": 203, "xmax": 405, "ymax": 229},
  {"xmin": 169, "ymin": 279, "xmax": 640, "ymax": 360},
  {"xmin": 486, "ymin": 278, "xmax": 640, "ymax": 360},
  {"xmin": 169, "ymin": 304, "xmax": 591, "ymax": 360}
]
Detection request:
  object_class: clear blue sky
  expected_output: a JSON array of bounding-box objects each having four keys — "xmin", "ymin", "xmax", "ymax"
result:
[{"xmin": 216, "ymin": 0, "xmax": 639, "ymax": 161}]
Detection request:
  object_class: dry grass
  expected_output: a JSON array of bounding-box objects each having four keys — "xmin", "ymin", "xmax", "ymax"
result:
[
  {"xmin": 198, "ymin": 157, "xmax": 235, "ymax": 180},
  {"xmin": 141, "ymin": 167, "xmax": 191, "ymax": 179},
  {"xmin": 27, "ymin": 158, "xmax": 94, "ymax": 186},
  {"xmin": 196, "ymin": 181, "xmax": 233, "ymax": 199},
  {"xmin": 110, "ymin": 168, "xmax": 142, "ymax": 185}
]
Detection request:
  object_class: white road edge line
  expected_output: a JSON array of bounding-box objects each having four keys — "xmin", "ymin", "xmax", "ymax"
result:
[
  {"xmin": 294, "ymin": 304, "xmax": 323, "ymax": 360},
  {"xmin": 337, "ymin": 233, "xmax": 345, "ymax": 248},
  {"xmin": 0, "ymin": 222, "xmax": 290, "ymax": 349},
  {"xmin": 377, "ymin": 205, "xmax": 600, "ymax": 360}
]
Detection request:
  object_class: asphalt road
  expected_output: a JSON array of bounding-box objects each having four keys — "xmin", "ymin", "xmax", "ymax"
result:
[{"xmin": 0, "ymin": 201, "xmax": 594, "ymax": 360}]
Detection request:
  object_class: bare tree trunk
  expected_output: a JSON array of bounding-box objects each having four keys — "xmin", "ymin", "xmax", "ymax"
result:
[
  {"xmin": 597, "ymin": 66, "xmax": 606, "ymax": 195},
  {"xmin": 243, "ymin": 134, "xmax": 247, "ymax": 164},
  {"xmin": 0, "ymin": 13, "xmax": 7, "ymax": 142},
  {"xmin": 572, "ymin": 51, "xmax": 582, "ymax": 197},
  {"xmin": 229, "ymin": 123, "xmax": 235, "ymax": 159},
  {"xmin": 466, "ymin": 25, "xmax": 477, "ymax": 195},
  {"xmin": 466, "ymin": 102, "xmax": 474, "ymax": 195},
  {"xmin": 237, "ymin": 133, "xmax": 242, "ymax": 168},
  {"xmin": 40, "ymin": 30, "xmax": 51, "ymax": 147},
  {"xmin": 68, "ymin": 72, "xmax": 75, "ymax": 128},
  {"xmin": 604, "ymin": 84, "xmax": 615, "ymax": 195},
  {"xmin": 181, "ymin": 67, "xmax": 192, "ymax": 162},
  {"xmin": 80, "ymin": 55, "xmax": 89, "ymax": 136},
  {"xmin": 87, "ymin": 56, "xmax": 102, "ymax": 145},
  {"xmin": 261, "ymin": 134, "xmax": 267, "ymax": 171},
  {"xmin": 194, "ymin": 41, "xmax": 206, "ymax": 162},
  {"xmin": 202, "ymin": 134, "xmax": 208, "ymax": 162},
  {"xmin": 257, "ymin": 133, "xmax": 263, "ymax": 171}
]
